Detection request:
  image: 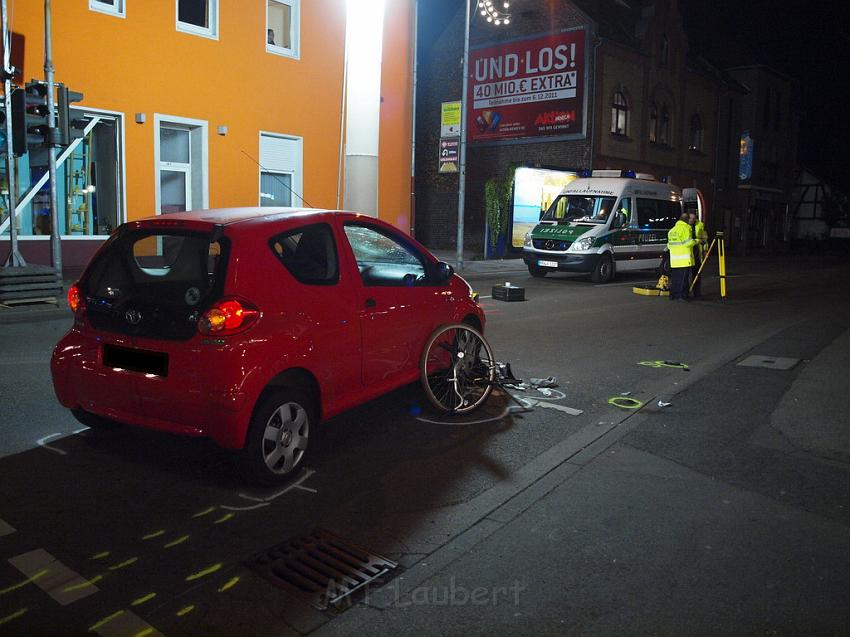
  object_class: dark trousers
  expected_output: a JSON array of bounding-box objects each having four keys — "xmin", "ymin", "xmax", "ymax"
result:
[{"xmin": 669, "ymin": 267, "xmax": 689, "ymax": 300}]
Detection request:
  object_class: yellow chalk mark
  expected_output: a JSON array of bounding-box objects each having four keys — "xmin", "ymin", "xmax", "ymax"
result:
[
  {"xmin": 218, "ymin": 576, "xmax": 240, "ymax": 592},
  {"xmin": 132, "ymin": 628, "xmax": 154, "ymax": 637},
  {"xmin": 108, "ymin": 557, "xmax": 138, "ymax": 571},
  {"xmin": 213, "ymin": 513, "xmax": 234, "ymax": 525},
  {"xmin": 0, "ymin": 607, "xmax": 28, "ymax": 626},
  {"xmin": 89, "ymin": 551, "xmax": 110, "ymax": 561},
  {"xmin": 63, "ymin": 574, "xmax": 103, "ymax": 592},
  {"xmin": 0, "ymin": 568, "xmax": 48, "ymax": 595},
  {"xmin": 142, "ymin": 530, "xmax": 166, "ymax": 541},
  {"xmin": 176, "ymin": 605, "xmax": 196, "ymax": 617},
  {"xmin": 131, "ymin": 592, "xmax": 157, "ymax": 607},
  {"xmin": 192, "ymin": 506, "xmax": 216, "ymax": 518},
  {"xmin": 185, "ymin": 563, "xmax": 222, "ymax": 582},
  {"xmin": 164, "ymin": 534, "xmax": 190, "ymax": 548},
  {"xmin": 89, "ymin": 610, "xmax": 124, "ymax": 632}
]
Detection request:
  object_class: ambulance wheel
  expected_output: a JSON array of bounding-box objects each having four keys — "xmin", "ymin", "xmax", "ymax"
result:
[
  {"xmin": 590, "ymin": 254, "xmax": 614, "ymax": 284},
  {"xmin": 528, "ymin": 264, "xmax": 548, "ymax": 278}
]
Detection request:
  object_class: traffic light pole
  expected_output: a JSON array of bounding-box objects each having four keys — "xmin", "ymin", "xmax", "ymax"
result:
[
  {"xmin": 455, "ymin": 0, "xmax": 471, "ymax": 271},
  {"xmin": 2, "ymin": 0, "xmax": 25, "ymax": 266},
  {"xmin": 44, "ymin": 0, "xmax": 61, "ymax": 274}
]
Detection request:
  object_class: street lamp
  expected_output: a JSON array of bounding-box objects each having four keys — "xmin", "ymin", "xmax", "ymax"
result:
[{"xmin": 455, "ymin": 0, "xmax": 512, "ymax": 270}]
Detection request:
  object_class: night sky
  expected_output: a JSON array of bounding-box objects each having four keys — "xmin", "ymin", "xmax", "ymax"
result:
[{"xmin": 419, "ymin": 0, "xmax": 850, "ymax": 192}]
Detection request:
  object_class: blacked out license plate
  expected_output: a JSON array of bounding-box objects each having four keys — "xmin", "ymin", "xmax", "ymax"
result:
[{"xmin": 102, "ymin": 344, "xmax": 169, "ymax": 377}]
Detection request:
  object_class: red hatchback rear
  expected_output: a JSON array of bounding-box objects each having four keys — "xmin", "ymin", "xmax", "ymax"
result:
[{"xmin": 52, "ymin": 209, "xmax": 485, "ymax": 483}]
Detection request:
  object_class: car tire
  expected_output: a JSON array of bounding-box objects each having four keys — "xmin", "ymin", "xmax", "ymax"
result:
[
  {"xmin": 527, "ymin": 264, "xmax": 548, "ymax": 278},
  {"xmin": 239, "ymin": 388, "xmax": 313, "ymax": 485},
  {"xmin": 658, "ymin": 252, "xmax": 672, "ymax": 276},
  {"xmin": 70, "ymin": 408, "xmax": 120, "ymax": 431},
  {"xmin": 590, "ymin": 253, "xmax": 614, "ymax": 284}
]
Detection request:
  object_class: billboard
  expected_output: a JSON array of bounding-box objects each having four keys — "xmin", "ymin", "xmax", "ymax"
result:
[
  {"xmin": 468, "ymin": 29, "xmax": 586, "ymax": 143},
  {"xmin": 511, "ymin": 167, "xmax": 578, "ymax": 248}
]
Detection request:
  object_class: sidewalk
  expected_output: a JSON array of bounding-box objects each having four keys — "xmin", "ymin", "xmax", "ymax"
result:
[
  {"xmin": 312, "ymin": 315, "xmax": 850, "ymax": 635},
  {"xmin": 428, "ymin": 249, "xmax": 527, "ymax": 280}
]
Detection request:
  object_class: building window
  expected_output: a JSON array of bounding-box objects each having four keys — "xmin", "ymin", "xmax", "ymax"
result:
[
  {"xmin": 660, "ymin": 35, "xmax": 669, "ymax": 67},
  {"xmin": 259, "ymin": 133, "xmax": 303, "ymax": 207},
  {"xmin": 267, "ymin": 0, "xmax": 300, "ymax": 59},
  {"xmin": 155, "ymin": 116, "xmax": 208, "ymax": 213},
  {"xmin": 177, "ymin": 0, "xmax": 218, "ymax": 39},
  {"xmin": 89, "ymin": 0, "xmax": 125, "ymax": 17},
  {"xmin": 659, "ymin": 104, "xmax": 671, "ymax": 146},
  {"xmin": 689, "ymin": 114, "xmax": 703, "ymax": 151},
  {"xmin": 610, "ymin": 91, "xmax": 628, "ymax": 136},
  {"xmin": 648, "ymin": 102, "xmax": 658, "ymax": 143}
]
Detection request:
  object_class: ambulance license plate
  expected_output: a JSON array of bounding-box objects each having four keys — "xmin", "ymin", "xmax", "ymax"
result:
[{"xmin": 538, "ymin": 260, "xmax": 558, "ymax": 268}]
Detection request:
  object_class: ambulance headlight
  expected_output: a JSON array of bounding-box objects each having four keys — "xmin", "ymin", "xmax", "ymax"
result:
[
  {"xmin": 523, "ymin": 232, "xmax": 532, "ymax": 248},
  {"xmin": 571, "ymin": 236, "xmax": 594, "ymax": 251}
]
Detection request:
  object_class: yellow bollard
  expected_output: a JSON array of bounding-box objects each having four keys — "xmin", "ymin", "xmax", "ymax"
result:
[{"xmin": 717, "ymin": 232, "xmax": 727, "ymax": 299}]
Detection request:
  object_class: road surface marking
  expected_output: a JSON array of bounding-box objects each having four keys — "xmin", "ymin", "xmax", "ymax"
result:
[
  {"xmin": 0, "ymin": 518, "xmax": 15, "ymax": 537},
  {"xmin": 191, "ymin": 506, "xmax": 216, "ymax": 518},
  {"xmin": 164, "ymin": 535, "xmax": 190, "ymax": 549},
  {"xmin": 36, "ymin": 433, "xmax": 68, "ymax": 456},
  {"xmin": 186, "ymin": 563, "xmax": 222, "ymax": 582},
  {"xmin": 131, "ymin": 592, "xmax": 157, "ymax": 606},
  {"xmin": 63, "ymin": 574, "xmax": 103, "ymax": 592},
  {"xmin": 0, "ymin": 607, "xmax": 28, "ymax": 627},
  {"xmin": 213, "ymin": 513, "xmax": 234, "ymax": 525},
  {"xmin": 176, "ymin": 605, "xmax": 195, "ymax": 617},
  {"xmin": 90, "ymin": 609, "xmax": 165, "ymax": 637},
  {"xmin": 89, "ymin": 551, "xmax": 110, "ymax": 561},
  {"xmin": 0, "ymin": 568, "xmax": 48, "ymax": 595},
  {"xmin": 108, "ymin": 557, "xmax": 138, "ymax": 571},
  {"xmin": 519, "ymin": 397, "xmax": 583, "ymax": 416},
  {"xmin": 218, "ymin": 576, "xmax": 240, "ymax": 592},
  {"xmin": 221, "ymin": 468, "xmax": 317, "ymax": 511},
  {"xmin": 142, "ymin": 530, "xmax": 165, "ymax": 541},
  {"xmin": 9, "ymin": 549, "xmax": 98, "ymax": 605}
]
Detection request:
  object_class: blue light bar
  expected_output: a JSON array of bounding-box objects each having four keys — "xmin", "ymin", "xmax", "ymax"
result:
[
  {"xmin": 579, "ymin": 169, "xmax": 592, "ymax": 178},
  {"xmin": 622, "ymin": 170, "xmax": 637, "ymax": 178}
]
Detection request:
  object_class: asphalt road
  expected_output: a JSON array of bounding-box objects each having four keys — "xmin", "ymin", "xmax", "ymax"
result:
[{"xmin": 0, "ymin": 255, "xmax": 848, "ymax": 636}]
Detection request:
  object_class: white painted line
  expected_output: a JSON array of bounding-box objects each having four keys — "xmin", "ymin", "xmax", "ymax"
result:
[
  {"xmin": 9, "ymin": 548, "xmax": 99, "ymax": 605},
  {"xmin": 520, "ymin": 397, "xmax": 583, "ymax": 416},
  {"xmin": 36, "ymin": 434, "xmax": 68, "ymax": 456},
  {"xmin": 220, "ymin": 468, "xmax": 317, "ymax": 511},
  {"xmin": 479, "ymin": 295, "xmax": 492, "ymax": 299},
  {"xmin": 0, "ymin": 518, "xmax": 15, "ymax": 537},
  {"xmin": 91, "ymin": 609, "xmax": 165, "ymax": 637}
]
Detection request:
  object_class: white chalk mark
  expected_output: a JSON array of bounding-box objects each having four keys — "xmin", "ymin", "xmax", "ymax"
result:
[
  {"xmin": 220, "ymin": 468, "xmax": 317, "ymax": 511},
  {"xmin": 36, "ymin": 433, "xmax": 68, "ymax": 456},
  {"xmin": 521, "ymin": 397, "xmax": 583, "ymax": 416}
]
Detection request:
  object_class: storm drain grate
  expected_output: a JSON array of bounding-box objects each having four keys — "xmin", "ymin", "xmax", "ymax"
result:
[
  {"xmin": 737, "ymin": 355, "xmax": 800, "ymax": 370},
  {"xmin": 248, "ymin": 529, "xmax": 398, "ymax": 610}
]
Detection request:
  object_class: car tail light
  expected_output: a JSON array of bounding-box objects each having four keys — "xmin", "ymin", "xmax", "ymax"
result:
[
  {"xmin": 67, "ymin": 282, "xmax": 84, "ymax": 314},
  {"xmin": 198, "ymin": 298, "xmax": 260, "ymax": 335}
]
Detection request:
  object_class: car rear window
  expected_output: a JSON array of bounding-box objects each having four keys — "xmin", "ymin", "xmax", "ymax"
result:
[{"xmin": 82, "ymin": 229, "xmax": 228, "ymax": 340}]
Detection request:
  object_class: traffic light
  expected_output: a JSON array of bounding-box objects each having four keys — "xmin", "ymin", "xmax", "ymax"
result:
[
  {"xmin": 58, "ymin": 86, "xmax": 86, "ymax": 147},
  {"xmin": 11, "ymin": 81, "xmax": 51, "ymax": 156}
]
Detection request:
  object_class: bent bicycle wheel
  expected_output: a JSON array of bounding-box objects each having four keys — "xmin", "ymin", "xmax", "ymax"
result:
[{"xmin": 420, "ymin": 323, "xmax": 496, "ymax": 414}]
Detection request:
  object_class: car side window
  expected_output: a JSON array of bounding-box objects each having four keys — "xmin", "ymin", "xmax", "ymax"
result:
[
  {"xmin": 343, "ymin": 224, "xmax": 427, "ymax": 287},
  {"xmin": 611, "ymin": 197, "xmax": 632, "ymax": 229},
  {"xmin": 269, "ymin": 223, "xmax": 339, "ymax": 285}
]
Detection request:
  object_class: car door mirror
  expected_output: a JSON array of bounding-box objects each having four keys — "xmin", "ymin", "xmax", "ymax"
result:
[{"xmin": 430, "ymin": 261, "xmax": 454, "ymax": 284}]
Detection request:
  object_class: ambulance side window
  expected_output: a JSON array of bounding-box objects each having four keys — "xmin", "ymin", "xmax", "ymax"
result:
[{"xmin": 636, "ymin": 199, "xmax": 658, "ymax": 229}]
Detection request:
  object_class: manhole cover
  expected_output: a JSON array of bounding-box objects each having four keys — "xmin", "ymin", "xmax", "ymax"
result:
[
  {"xmin": 737, "ymin": 355, "xmax": 800, "ymax": 370},
  {"xmin": 248, "ymin": 529, "xmax": 398, "ymax": 610}
]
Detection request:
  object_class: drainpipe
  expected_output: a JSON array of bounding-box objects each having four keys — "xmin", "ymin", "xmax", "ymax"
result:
[
  {"xmin": 409, "ymin": 0, "xmax": 418, "ymax": 236},
  {"xmin": 588, "ymin": 30, "xmax": 603, "ymax": 170}
]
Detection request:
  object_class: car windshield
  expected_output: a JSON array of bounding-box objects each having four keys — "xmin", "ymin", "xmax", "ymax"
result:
[{"xmin": 542, "ymin": 195, "xmax": 617, "ymax": 224}]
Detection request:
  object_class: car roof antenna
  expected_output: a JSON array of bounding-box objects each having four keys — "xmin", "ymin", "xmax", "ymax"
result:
[{"xmin": 241, "ymin": 150, "xmax": 315, "ymax": 209}]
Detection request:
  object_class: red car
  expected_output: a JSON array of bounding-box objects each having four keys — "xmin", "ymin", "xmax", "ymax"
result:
[{"xmin": 52, "ymin": 208, "xmax": 484, "ymax": 484}]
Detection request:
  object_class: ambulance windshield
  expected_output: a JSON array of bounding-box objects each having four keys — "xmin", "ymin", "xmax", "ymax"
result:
[{"xmin": 542, "ymin": 195, "xmax": 617, "ymax": 224}]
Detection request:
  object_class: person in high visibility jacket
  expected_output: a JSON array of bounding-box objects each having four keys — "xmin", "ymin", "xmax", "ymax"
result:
[
  {"xmin": 689, "ymin": 212, "xmax": 708, "ymax": 299},
  {"xmin": 667, "ymin": 211, "xmax": 697, "ymax": 300}
]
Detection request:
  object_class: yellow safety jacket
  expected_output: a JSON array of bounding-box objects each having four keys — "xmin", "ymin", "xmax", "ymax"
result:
[
  {"xmin": 667, "ymin": 220, "xmax": 696, "ymax": 268},
  {"xmin": 694, "ymin": 220, "xmax": 708, "ymax": 261}
]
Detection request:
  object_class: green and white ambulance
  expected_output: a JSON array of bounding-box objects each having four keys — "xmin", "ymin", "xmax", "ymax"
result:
[{"xmin": 521, "ymin": 170, "xmax": 701, "ymax": 284}]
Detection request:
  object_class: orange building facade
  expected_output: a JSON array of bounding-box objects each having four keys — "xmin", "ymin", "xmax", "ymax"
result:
[{"xmin": 1, "ymin": 0, "xmax": 415, "ymax": 270}]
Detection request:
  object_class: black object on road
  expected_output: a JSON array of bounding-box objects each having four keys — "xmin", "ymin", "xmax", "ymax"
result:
[{"xmin": 492, "ymin": 283, "xmax": 525, "ymax": 302}]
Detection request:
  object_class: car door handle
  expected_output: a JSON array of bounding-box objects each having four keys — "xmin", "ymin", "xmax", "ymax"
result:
[{"xmin": 365, "ymin": 298, "xmax": 377, "ymax": 308}]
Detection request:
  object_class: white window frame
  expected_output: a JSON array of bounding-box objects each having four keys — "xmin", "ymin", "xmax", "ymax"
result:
[
  {"xmin": 266, "ymin": 0, "xmax": 301, "ymax": 60},
  {"xmin": 259, "ymin": 131, "xmax": 304, "ymax": 207},
  {"xmin": 176, "ymin": 0, "xmax": 218, "ymax": 40},
  {"xmin": 154, "ymin": 114, "xmax": 209, "ymax": 214},
  {"xmin": 89, "ymin": 0, "xmax": 126, "ymax": 18}
]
